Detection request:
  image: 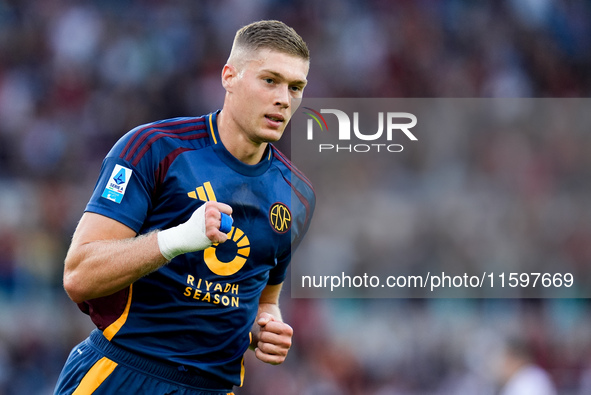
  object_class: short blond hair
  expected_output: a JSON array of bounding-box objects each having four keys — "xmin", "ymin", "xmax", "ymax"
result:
[{"xmin": 232, "ymin": 20, "xmax": 309, "ymax": 61}]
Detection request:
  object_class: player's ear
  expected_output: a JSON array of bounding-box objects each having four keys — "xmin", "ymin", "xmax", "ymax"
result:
[{"xmin": 221, "ymin": 64, "xmax": 237, "ymax": 92}]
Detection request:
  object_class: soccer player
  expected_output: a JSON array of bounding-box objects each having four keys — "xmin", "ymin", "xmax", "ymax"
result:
[{"xmin": 54, "ymin": 20, "xmax": 315, "ymax": 394}]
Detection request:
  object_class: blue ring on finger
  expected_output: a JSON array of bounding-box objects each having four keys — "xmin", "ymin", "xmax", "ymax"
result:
[{"xmin": 220, "ymin": 213, "xmax": 233, "ymax": 233}]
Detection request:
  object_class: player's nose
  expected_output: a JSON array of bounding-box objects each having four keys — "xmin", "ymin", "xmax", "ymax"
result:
[{"xmin": 274, "ymin": 85, "xmax": 290, "ymax": 109}]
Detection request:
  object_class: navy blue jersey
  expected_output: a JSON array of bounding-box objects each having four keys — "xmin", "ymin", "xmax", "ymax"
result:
[{"xmin": 79, "ymin": 111, "xmax": 315, "ymax": 386}]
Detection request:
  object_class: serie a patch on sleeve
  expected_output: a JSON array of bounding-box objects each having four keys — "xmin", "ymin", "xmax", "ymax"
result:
[{"xmin": 101, "ymin": 164, "xmax": 133, "ymax": 204}]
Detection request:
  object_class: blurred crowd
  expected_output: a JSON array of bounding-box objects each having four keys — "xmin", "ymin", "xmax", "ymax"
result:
[{"xmin": 0, "ymin": 0, "xmax": 591, "ymax": 393}]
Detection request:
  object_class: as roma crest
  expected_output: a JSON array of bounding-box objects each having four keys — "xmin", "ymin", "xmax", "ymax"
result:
[{"xmin": 269, "ymin": 202, "xmax": 291, "ymax": 233}]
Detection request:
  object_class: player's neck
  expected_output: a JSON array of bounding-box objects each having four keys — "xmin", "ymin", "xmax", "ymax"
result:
[{"xmin": 216, "ymin": 110, "xmax": 267, "ymax": 165}]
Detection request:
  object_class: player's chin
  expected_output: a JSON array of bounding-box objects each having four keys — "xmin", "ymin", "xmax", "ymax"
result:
[
  {"xmin": 259, "ymin": 128, "xmax": 285, "ymax": 142},
  {"xmin": 267, "ymin": 132, "xmax": 283, "ymax": 142}
]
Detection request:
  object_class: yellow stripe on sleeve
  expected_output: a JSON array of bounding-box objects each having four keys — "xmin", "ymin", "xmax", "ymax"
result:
[{"xmin": 72, "ymin": 357, "xmax": 118, "ymax": 395}]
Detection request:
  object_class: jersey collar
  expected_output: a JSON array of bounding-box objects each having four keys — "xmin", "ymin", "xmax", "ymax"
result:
[{"xmin": 207, "ymin": 111, "xmax": 273, "ymax": 177}]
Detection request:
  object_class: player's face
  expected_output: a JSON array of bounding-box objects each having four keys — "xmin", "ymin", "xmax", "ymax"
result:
[{"xmin": 226, "ymin": 49, "xmax": 309, "ymax": 144}]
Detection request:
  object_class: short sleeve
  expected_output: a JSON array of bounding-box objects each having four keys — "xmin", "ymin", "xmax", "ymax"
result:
[{"xmin": 85, "ymin": 156, "xmax": 154, "ymax": 233}]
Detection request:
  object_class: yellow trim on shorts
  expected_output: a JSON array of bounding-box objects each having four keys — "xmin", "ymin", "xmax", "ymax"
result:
[{"xmin": 72, "ymin": 357, "xmax": 118, "ymax": 394}]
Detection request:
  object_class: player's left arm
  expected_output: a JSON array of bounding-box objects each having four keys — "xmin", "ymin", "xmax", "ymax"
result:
[{"xmin": 250, "ymin": 283, "xmax": 293, "ymax": 365}]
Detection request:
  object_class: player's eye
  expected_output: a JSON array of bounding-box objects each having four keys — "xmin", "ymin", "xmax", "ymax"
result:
[{"xmin": 264, "ymin": 78, "xmax": 274, "ymax": 84}]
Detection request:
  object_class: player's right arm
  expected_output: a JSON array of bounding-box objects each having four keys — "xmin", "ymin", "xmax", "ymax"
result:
[{"xmin": 63, "ymin": 202, "xmax": 232, "ymax": 304}]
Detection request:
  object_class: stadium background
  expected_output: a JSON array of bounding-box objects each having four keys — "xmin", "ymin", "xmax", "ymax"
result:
[{"xmin": 0, "ymin": 0, "xmax": 591, "ymax": 393}]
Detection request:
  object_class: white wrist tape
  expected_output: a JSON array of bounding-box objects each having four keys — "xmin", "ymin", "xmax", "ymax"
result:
[{"xmin": 157, "ymin": 204, "xmax": 212, "ymax": 261}]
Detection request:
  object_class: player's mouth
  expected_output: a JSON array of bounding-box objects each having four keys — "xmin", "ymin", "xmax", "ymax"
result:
[{"xmin": 265, "ymin": 114, "xmax": 285, "ymax": 128}]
